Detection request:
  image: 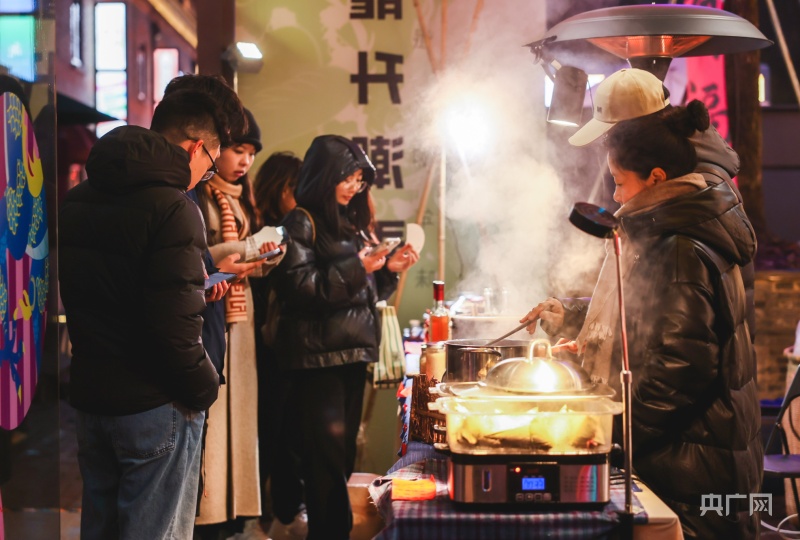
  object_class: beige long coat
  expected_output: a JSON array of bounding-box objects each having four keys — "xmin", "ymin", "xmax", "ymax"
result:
[{"xmin": 195, "ymin": 182, "xmax": 282, "ymax": 524}]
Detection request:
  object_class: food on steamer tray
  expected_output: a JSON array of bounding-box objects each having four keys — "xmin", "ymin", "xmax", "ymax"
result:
[{"xmin": 452, "ymin": 404, "xmax": 605, "ymax": 454}]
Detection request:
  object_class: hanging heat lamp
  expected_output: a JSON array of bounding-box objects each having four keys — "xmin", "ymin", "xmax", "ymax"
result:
[{"xmin": 528, "ymin": 4, "xmax": 772, "ymax": 82}]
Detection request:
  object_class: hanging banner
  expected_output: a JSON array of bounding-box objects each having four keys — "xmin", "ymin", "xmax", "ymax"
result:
[{"xmin": 684, "ymin": 0, "xmax": 729, "ymax": 142}]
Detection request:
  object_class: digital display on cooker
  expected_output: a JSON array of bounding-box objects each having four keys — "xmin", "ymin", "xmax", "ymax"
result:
[{"xmin": 522, "ymin": 477, "xmax": 546, "ymax": 491}]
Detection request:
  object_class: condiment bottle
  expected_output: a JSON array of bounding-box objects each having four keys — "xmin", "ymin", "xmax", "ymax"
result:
[{"xmin": 429, "ymin": 280, "xmax": 450, "ymax": 342}]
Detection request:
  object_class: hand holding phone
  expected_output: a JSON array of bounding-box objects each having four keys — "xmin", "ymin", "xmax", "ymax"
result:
[
  {"xmin": 244, "ymin": 245, "xmax": 284, "ymax": 264},
  {"xmin": 204, "ymin": 272, "xmax": 237, "ymax": 290},
  {"xmin": 366, "ymin": 237, "xmax": 401, "ymax": 256}
]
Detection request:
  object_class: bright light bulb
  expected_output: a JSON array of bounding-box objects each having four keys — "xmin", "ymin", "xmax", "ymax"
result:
[
  {"xmin": 236, "ymin": 42, "xmax": 263, "ymax": 60},
  {"xmin": 441, "ymin": 96, "xmax": 493, "ymax": 157}
]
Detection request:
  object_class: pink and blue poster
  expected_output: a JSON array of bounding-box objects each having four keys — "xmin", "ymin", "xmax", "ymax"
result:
[{"xmin": 0, "ymin": 91, "xmax": 49, "ymax": 430}]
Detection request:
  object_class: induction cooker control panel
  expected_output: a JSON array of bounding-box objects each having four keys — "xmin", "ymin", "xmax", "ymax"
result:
[{"xmin": 507, "ymin": 462, "xmax": 559, "ymax": 502}]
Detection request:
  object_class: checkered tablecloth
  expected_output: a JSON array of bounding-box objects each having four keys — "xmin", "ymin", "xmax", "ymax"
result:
[{"xmin": 369, "ymin": 457, "xmax": 648, "ymax": 540}]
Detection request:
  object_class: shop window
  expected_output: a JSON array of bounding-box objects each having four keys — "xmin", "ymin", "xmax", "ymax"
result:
[
  {"xmin": 69, "ymin": 0, "xmax": 82, "ymax": 67},
  {"xmin": 0, "ymin": 16, "xmax": 35, "ymax": 81},
  {"xmin": 0, "ymin": 0, "xmax": 36, "ymax": 13},
  {"xmin": 153, "ymin": 48, "xmax": 179, "ymax": 109},
  {"xmin": 95, "ymin": 2, "xmax": 127, "ymax": 137}
]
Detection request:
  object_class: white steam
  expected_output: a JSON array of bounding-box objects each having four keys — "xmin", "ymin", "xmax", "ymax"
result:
[{"xmin": 401, "ymin": 1, "xmax": 609, "ymax": 324}]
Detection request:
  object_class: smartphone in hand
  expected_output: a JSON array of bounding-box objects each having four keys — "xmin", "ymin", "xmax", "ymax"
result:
[
  {"xmin": 204, "ymin": 272, "xmax": 237, "ymax": 290},
  {"xmin": 244, "ymin": 246, "xmax": 284, "ymax": 264},
  {"xmin": 366, "ymin": 237, "xmax": 401, "ymax": 256}
]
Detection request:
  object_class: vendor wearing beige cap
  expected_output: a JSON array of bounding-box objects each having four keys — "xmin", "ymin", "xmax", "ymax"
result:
[
  {"xmin": 568, "ymin": 68, "xmax": 669, "ymax": 146},
  {"xmin": 523, "ymin": 68, "xmax": 761, "ymax": 539}
]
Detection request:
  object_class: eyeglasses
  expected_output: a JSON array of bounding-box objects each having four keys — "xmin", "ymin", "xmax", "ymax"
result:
[
  {"xmin": 340, "ymin": 175, "xmax": 368, "ymax": 193},
  {"xmin": 199, "ymin": 144, "xmax": 218, "ymax": 182}
]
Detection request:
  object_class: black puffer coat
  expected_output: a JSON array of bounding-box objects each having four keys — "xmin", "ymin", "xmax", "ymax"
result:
[
  {"xmin": 272, "ymin": 135, "xmax": 390, "ymax": 371},
  {"xmin": 59, "ymin": 126, "xmax": 219, "ymax": 415},
  {"xmin": 556, "ymin": 180, "xmax": 761, "ymax": 539}
]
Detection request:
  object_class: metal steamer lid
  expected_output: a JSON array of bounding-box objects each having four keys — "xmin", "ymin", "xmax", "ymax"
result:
[{"xmin": 483, "ymin": 339, "xmax": 596, "ymax": 395}]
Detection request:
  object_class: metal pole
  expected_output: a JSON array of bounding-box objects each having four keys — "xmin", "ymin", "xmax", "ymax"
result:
[
  {"xmin": 613, "ymin": 229, "xmax": 634, "ymax": 538},
  {"xmin": 438, "ymin": 147, "xmax": 446, "ymax": 281}
]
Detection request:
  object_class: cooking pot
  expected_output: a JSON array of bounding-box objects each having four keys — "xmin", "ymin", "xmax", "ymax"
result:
[
  {"xmin": 429, "ymin": 340, "xmax": 624, "ymax": 455},
  {"xmin": 444, "ymin": 339, "xmax": 531, "ymax": 383}
]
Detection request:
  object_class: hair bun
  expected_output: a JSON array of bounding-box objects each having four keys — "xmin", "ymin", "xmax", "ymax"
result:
[{"xmin": 686, "ymin": 99, "xmax": 710, "ymax": 132}]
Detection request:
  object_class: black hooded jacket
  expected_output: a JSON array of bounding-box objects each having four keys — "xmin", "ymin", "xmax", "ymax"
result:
[
  {"xmin": 271, "ymin": 135, "xmax": 389, "ymax": 370},
  {"xmin": 622, "ymin": 180, "xmax": 761, "ymax": 539},
  {"xmin": 59, "ymin": 126, "xmax": 219, "ymax": 415},
  {"xmin": 555, "ymin": 179, "xmax": 761, "ymax": 539}
]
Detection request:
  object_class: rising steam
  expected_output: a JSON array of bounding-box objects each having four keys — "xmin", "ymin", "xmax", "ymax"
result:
[{"xmin": 400, "ymin": 1, "xmax": 608, "ymax": 323}]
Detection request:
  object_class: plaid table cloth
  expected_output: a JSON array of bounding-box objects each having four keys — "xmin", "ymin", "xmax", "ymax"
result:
[{"xmin": 370, "ymin": 457, "xmax": 649, "ymax": 540}]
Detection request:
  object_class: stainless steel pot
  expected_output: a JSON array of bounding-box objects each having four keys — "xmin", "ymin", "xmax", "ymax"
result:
[{"xmin": 443, "ymin": 339, "xmax": 531, "ymax": 382}]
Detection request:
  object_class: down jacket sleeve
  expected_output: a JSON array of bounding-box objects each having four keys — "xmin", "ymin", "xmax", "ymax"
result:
[{"xmin": 142, "ymin": 198, "xmax": 219, "ymax": 411}]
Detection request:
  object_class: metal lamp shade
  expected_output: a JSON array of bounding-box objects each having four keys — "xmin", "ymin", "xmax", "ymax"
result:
[
  {"xmin": 547, "ymin": 65, "xmax": 588, "ymax": 127},
  {"xmin": 528, "ymin": 4, "xmax": 772, "ymax": 80}
]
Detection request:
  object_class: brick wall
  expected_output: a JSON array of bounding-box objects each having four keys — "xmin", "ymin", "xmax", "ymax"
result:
[{"xmin": 755, "ymin": 271, "xmax": 800, "ymax": 401}]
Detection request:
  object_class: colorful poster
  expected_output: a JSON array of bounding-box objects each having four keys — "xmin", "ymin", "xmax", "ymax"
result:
[{"xmin": 0, "ymin": 91, "xmax": 49, "ymax": 430}]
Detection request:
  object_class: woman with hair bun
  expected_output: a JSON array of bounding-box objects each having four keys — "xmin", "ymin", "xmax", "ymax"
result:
[{"xmin": 523, "ymin": 74, "xmax": 761, "ymax": 540}]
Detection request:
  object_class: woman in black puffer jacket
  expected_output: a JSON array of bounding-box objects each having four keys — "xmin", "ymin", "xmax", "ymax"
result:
[
  {"xmin": 269, "ymin": 135, "xmax": 410, "ymax": 540},
  {"xmin": 524, "ymin": 100, "xmax": 761, "ymax": 539}
]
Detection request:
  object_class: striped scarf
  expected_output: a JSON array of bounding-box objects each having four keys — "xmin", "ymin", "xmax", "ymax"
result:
[{"xmin": 209, "ymin": 181, "xmax": 248, "ymax": 324}]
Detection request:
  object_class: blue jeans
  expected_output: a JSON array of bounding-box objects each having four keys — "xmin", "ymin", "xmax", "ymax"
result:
[{"xmin": 76, "ymin": 402, "xmax": 205, "ymax": 540}]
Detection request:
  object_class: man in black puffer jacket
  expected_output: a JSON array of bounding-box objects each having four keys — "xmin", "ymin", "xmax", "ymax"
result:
[{"xmin": 59, "ymin": 90, "xmax": 230, "ymax": 540}]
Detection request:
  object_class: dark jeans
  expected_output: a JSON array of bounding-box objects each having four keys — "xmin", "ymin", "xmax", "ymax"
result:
[
  {"xmin": 76, "ymin": 402, "xmax": 205, "ymax": 540},
  {"xmin": 277, "ymin": 362, "xmax": 367, "ymax": 540}
]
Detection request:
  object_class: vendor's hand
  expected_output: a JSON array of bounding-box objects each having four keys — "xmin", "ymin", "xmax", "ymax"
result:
[
  {"xmin": 551, "ymin": 338, "xmax": 579, "ymax": 355},
  {"xmin": 217, "ymin": 252, "xmax": 260, "ymax": 280},
  {"xmin": 520, "ymin": 297, "xmax": 565, "ymax": 335},
  {"xmin": 205, "ymin": 281, "xmax": 230, "ymax": 302},
  {"xmin": 386, "ymin": 244, "xmax": 419, "ymax": 273},
  {"xmin": 359, "ymin": 246, "xmax": 387, "ymax": 273}
]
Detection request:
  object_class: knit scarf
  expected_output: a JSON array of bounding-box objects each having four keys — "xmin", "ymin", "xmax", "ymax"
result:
[
  {"xmin": 208, "ymin": 176, "xmax": 248, "ymax": 324},
  {"xmin": 576, "ymin": 173, "xmax": 708, "ymax": 384}
]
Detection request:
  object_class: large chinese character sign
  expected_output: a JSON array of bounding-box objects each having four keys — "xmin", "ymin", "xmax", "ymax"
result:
[{"xmin": 0, "ymin": 90, "xmax": 48, "ymax": 430}]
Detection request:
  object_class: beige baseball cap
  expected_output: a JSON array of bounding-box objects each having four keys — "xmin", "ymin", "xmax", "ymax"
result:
[{"xmin": 568, "ymin": 68, "xmax": 669, "ymax": 147}]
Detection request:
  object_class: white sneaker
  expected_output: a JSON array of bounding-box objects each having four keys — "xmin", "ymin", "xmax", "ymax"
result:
[{"xmin": 267, "ymin": 509, "xmax": 308, "ymax": 540}]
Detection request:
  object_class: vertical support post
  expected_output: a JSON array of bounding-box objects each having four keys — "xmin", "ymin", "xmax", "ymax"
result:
[
  {"xmin": 438, "ymin": 146, "xmax": 446, "ymax": 281},
  {"xmin": 614, "ymin": 229, "xmax": 634, "ymax": 539},
  {"xmin": 195, "ymin": 0, "xmax": 235, "ymax": 86}
]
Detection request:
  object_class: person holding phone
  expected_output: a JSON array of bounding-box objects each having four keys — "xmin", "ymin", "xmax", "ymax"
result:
[
  {"xmin": 269, "ymin": 135, "xmax": 416, "ymax": 540},
  {"xmin": 192, "ymin": 109, "xmax": 284, "ymax": 537},
  {"xmin": 249, "ymin": 151, "xmax": 308, "ymax": 538}
]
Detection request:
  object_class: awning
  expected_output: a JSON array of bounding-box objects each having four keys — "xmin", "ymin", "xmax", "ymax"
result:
[{"xmin": 56, "ymin": 93, "xmax": 118, "ymax": 125}]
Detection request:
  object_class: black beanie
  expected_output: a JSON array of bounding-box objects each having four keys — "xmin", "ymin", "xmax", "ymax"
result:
[{"xmin": 235, "ymin": 108, "xmax": 262, "ymax": 152}]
